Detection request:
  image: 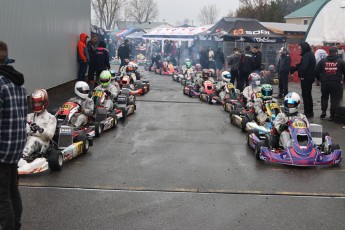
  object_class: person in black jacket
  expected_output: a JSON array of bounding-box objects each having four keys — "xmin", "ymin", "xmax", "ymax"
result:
[
  {"xmin": 252, "ymin": 45, "xmax": 262, "ymax": 72},
  {"xmin": 276, "ymin": 47, "xmax": 291, "ymax": 98},
  {"xmin": 291, "ymin": 42, "xmax": 316, "ymax": 118},
  {"xmin": 239, "ymin": 46, "xmax": 254, "ymax": 92},
  {"xmin": 117, "ymin": 39, "xmax": 130, "ymax": 71},
  {"xmin": 215, "ymin": 47, "xmax": 225, "ymax": 80},
  {"xmin": 94, "ymin": 40, "xmax": 110, "ymax": 84},
  {"xmin": 314, "ymin": 46, "xmax": 345, "ymax": 121},
  {"xmin": 87, "ymin": 34, "xmax": 98, "ymax": 84}
]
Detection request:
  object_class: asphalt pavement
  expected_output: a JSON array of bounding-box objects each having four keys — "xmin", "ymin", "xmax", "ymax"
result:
[{"xmin": 19, "ymin": 66, "xmax": 345, "ymax": 230}]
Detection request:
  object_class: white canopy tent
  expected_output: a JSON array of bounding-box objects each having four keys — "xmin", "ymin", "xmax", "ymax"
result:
[{"xmin": 305, "ymin": 0, "xmax": 345, "ymax": 45}]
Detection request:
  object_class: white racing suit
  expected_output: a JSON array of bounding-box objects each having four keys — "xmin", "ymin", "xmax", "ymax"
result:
[
  {"xmin": 22, "ymin": 110, "xmax": 57, "ymax": 157},
  {"xmin": 274, "ymin": 112, "xmax": 309, "ymax": 149},
  {"xmin": 94, "ymin": 84, "xmax": 119, "ymax": 111},
  {"xmin": 68, "ymin": 97, "xmax": 94, "ymax": 128},
  {"xmin": 254, "ymin": 98, "xmax": 278, "ymax": 125},
  {"xmin": 242, "ymin": 85, "xmax": 260, "ymax": 102}
]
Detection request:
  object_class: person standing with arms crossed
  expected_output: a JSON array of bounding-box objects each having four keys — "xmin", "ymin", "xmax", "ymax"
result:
[{"xmin": 0, "ymin": 40, "xmax": 27, "ymax": 230}]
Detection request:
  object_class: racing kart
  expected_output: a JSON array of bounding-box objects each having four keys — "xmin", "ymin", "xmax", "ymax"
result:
[
  {"xmin": 160, "ymin": 62, "xmax": 175, "ymax": 75},
  {"xmin": 183, "ymin": 82, "xmax": 200, "ymax": 98},
  {"xmin": 248, "ymin": 118, "xmax": 342, "ymax": 166},
  {"xmin": 199, "ymin": 80, "xmax": 222, "ymax": 105},
  {"xmin": 119, "ymin": 75, "xmax": 150, "ymax": 95},
  {"xmin": 229, "ymin": 106, "xmax": 256, "ymax": 132},
  {"xmin": 181, "ymin": 69, "xmax": 194, "ymax": 86}
]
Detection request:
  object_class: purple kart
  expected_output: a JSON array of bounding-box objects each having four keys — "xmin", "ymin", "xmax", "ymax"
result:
[
  {"xmin": 249, "ymin": 117, "xmax": 342, "ymax": 166},
  {"xmin": 183, "ymin": 83, "xmax": 200, "ymax": 97}
]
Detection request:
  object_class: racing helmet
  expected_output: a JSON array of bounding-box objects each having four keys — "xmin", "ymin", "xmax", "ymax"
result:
[
  {"xmin": 268, "ymin": 64, "xmax": 275, "ymax": 72},
  {"xmin": 261, "ymin": 84, "xmax": 273, "ymax": 100},
  {"xmin": 132, "ymin": 62, "xmax": 138, "ymax": 71},
  {"xmin": 209, "ymin": 69, "xmax": 215, "ymax": 77},
  {"xmin": 195, "ymin": 63, "xmax": 202, "ymax": 71},
  {"xmin": 31, "ymin": 89, "xmax": 49, "ymax": 113},
  {"xmin": 99, "ymin": 70, "xmax": 111, "ymax": 88},
  {"xmin": 246, "ymin": 102, "xmax": 254, "ymax": 110},
  {"xmin": 221, "ymin": 71, "xmax": 232, "ymax": 82},
  {"xmin": 74, "ymin": 81, "xmax": 90, "ymax": 99},
  {"xmin": 284, "ymin": 92, "xmax": 300, "ymax": 114},
  {"xmin": 185, "ymin": 59, "xmax": 192, "ymax": 68},
  {"xmin": 202, "ymin": 69, "xmax": 210, "ymax": 78},
  {"xmin": 249, "ymin": 72, "xmax": 261, "ymax": 87},
  {"xmin": 126, "ymin": 64, "xmax": 134, "ymax": 73}
]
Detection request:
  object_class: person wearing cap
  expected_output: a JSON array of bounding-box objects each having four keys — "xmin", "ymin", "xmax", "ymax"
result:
[
  {"xmin": 239, "ymin": 45, "xmax": 254, "ymax": 91},
  {"xmin": 77, "ymin": 33, "xmax": 90, "ymax": 81},
  {"xmin": 117, "ymin": 39, "xmax": 130, "ymax": 71},
  {"xmin": 276, "ymin": 47, "xmax": 291, "ymax": 98},
  {"xmin": 252, "ymin": 45, "xmax": 262, "ymax": 72},
  {"xmin": 314, "ymin": 46, "xmax": 345, "ymax": 121}
]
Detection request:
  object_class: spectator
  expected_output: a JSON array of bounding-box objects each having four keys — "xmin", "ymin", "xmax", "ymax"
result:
[
  {"xmin": 336, "ymin": 43, "xmax": 345, "ymax": 61},
  {"xmin": 94, "ymin": 40, "xmax": 110, "ymax": 83},
  {"xmin": 0, "ymin": 40, "xmax": 27, "ymax": 230},
  {"xmin": 107, "ymin": 39, "xmax": 116, "ymax": 62},
  {"xmin": 215, "ymin": 47, "xmax": 225, "ymax": 80},
  {"xmin": 276, "ymin": 47, "xmax": 291, "ymax": 98},
  {"xmin": 252, "ymin": 45, "xmax": 262, "ymax": 72},
  {"xmin": 199, "ymin": 46, "xmax": 208, "ymax": 69},
  {"xmin": 227, "ymin": 47, "xmax": 241, "ymax": 86},
  {"xmin": 87, "ymin": 34, "xmax": 98, "ymax": 84},
  {"xmin": 117, "ymin": 39, "xmax": 130, "ymax": 71},
  {"xmin": 291, "ymin": 42, "xmax": 316, "ymax": 118},
  {"xmin": 314, "ymin": 45, "xmax": 328, "ymax": 86},
  {"xmin": 239, "ymin": 45, "xmax": 254, "ymax": 91},
  {"xmin": 208, "ymin": 47, "xmax": 216, "ymax": 70},
  {"xmin": 315, "ymin": 46, "xmax": 345, "ymax": 121},
  {"xmin": 77, "ymin": 33, "xmax": 89, "ymax": 81}
]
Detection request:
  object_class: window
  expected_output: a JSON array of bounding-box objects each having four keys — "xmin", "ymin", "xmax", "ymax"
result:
[{"xmin": 303, "ymin": 19, "xmax": 308, "ymax": 25}]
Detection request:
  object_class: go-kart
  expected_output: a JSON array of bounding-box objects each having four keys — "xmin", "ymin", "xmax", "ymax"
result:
[
  {"xmin": 229, "ymin": 106, "xmax": 256, "ymax": 132},
  {"xmin": 18, "ymin": 111, "xmax": 94, "ymax": 174},
  {"xmin": 183, "ymin": 82, "xmax": 200, "ymax": 98},
  {"xmin": 160, "ymin": 62, "xmax": 175, "ymax": 75},
  {"xmin": 248, "ymin": 118, "xmax": 342, "ymax": 166},
  {"xmin": 199, "ymin": 80, "xmax": 222, "ymax": 105},
  {"xmin": 119, "ymin": 75, "xmax": 150, "ymax": 95},
  {"xmin": 181, "ymin": 69, "xmax": 194, "ymax": 86}
]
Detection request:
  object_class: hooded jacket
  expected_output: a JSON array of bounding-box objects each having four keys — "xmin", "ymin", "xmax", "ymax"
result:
[
  {"xmin": 314, "ymin": 55, "xmax": 345, "ymax": 82},
  {"xmin": 77, "ymin": 33, "xmax": 89, "ymax": 63},
  {"xmin": 277, "ymin": 52, "xmax": 291, "ymax": 76},
  {"xmin": 296, "ymin": 42, "xmax": 316, "ymax": 81},
  {"xmin": 0, "ymin": 65, "xmax": 28, "ymax": 164}
]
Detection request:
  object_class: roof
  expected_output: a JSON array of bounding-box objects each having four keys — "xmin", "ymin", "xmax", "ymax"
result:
[
  {"xmin": 260, "ymin": 22, "xmax": 308, "ymax": 34},
  {"xmin": 284, "ymin": 0, "xmax": 328, "ymax": 18},
  {"xmin": 116, "ymin": 21, "xmax": 174, "ymax": 31}
]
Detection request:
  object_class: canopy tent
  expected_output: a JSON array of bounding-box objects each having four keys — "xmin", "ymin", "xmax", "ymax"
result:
[
  {"xmin": 119, "ymin": 28, "xmax": 145, "ymax": 38},
  {"xmin": 125, "ymin": 31, "xmax": 146, "ymax": 39},
  {"xmin": 195, "ymin": 17, "xmax": 285, "ymax": 43},
  {"xmin": 305, "ymin": 0, "xmax": 345, "ymax": 45}
]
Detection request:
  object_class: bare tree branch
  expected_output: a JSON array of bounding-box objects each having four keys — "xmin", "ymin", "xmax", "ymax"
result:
[
  {"xmin": 198, "ymin": 4, "xmax": 219, "ymax": 25},
  {"xmin": 126, "ymin": 0, "xmax": 158, "ymax": 24}
]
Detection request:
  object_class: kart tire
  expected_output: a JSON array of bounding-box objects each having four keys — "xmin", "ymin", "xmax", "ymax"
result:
[
  {"xmin": 120, "ymin": 107, "xmax": 127, "ymax": 121},
  {"xmin": 328, "ymin": 144, "xmax": 340, "ymax": 155},
  {"xmin": 208, "ymin": 93, "xmax": 216, "ymax": 104},
  {"xmin": 108, "ymin": 113, "xmax": 118, "ymax": 128},
  {"xmin": 74, "ymin": 135, "xmax": 89, "ymax": 154},
  {"xmin": 241, "ymin": 117, "xmax": 249, "ymax": 132},
  {"xmin": 94, "ymin": 122, "xmax": 102, "ymax": 137},
  {"xmin": 255, "ymin": 142, "xmax": 264, "ymax": 160},
  {"xmin": 322, "ymin": 132, "xmax": 329, "ymax": 143},
  {"xmin": 229, "ymin": 110, "xmax": 240, "ymax": 124},
  {"xmin": 247, "ymin": 131, "xmax": 253, "ymax": 147},
  {"xmin": 48, "ymin": 149, "xmax": 63, "ymax": 171}
]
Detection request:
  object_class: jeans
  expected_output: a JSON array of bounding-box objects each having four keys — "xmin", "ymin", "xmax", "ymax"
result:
[
  {"xmin": 321, "ymin": 81, "xmax": 343, "ymax": 116},
  {"xmin": 78, "ymin": 61, "xmax": 88, "ymax": 81},
  {"xmin": 0, "ymin": 163, "xmax": 22, "ymax": 230}
]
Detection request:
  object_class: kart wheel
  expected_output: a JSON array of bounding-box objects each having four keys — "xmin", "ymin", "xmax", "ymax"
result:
[
  {"xmin": 74, "ymin": 135, "xmax": 89, "ymax": 154},
  {"xmin": 322, "ymin": 132, "xmax": 329, "ymax": 143},
  {"xmin": 241, "ymin": 117, "xmax": 249, "ymax": 132},
  {"xmin": 328, "ymin": 144, "xmax": 340, "ymax": 155},
  {"xmin": 229, "ymin": 110, "xmax": 239, "ymax": 124},
  {"xmin": 120, "ymin": 107, "xmax": 127, "ymax": 121},
  {"xmin": 94, "ymin": 122, "xmax": 102, "ymax": 137},
  {"xmin": 255, "ymin": 142, "xmax": 264, "ymax": 160},
  {"xmin": 247, "ymin": 131, "xmax": 253, "ymax": 147},
  {"xmin": 108, "ymin": 113, "xmax": 118, "ymax": 128},
  {"xmin": 48, "ymin": 149, "xmax": 63, "ymax": 171},
  {"xmin": 208, "ymin": 93, "xmax": 216, "ymax": 104}
]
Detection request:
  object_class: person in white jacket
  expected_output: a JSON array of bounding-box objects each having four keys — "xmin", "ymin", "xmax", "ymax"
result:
[
  {"xmin": 273, "ymin": 92, "xmax": 309, "ymax": 149},
  {"xmin": 22, "ymin": 89, "xmax": 57, "ymax": 157},
  {"xmin": 94, "ymin": 70, "xmax": 119, "ymax": 111},
  {"xmin": 242, "ymin": 72, "xmax": 261, "ymax": 102},
  {"xmin": 68, "ymin": 81, "xmax": 94, "ymax": 128}
]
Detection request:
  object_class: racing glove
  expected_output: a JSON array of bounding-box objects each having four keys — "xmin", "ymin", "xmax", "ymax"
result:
[
  {"xmin": 279, "ymin": 122, "xmax": 289, "ymax": 132},
  {"xmin": 105, "ymin": 90, "xmax": 111, "ymax": 96}
]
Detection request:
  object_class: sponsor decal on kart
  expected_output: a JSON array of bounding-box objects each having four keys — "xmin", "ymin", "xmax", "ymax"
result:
[
  {"xmin": 292, "ymin": 121, "xmax": 307, "ymax": 129},
  {"xmin": 93, "ymin": 90, "xmax": 103, "ymax": 97}
]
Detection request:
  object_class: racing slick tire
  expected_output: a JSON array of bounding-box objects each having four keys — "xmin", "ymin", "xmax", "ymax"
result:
[
  {"xmin": 108, "ymin": 113, "xmax": 118, "ymax": 128},
  {"xmin": 74, "ymin": 135, "xmax": 90, "ymax": 154},
  {"xmin": 327, "ymin": 144, "xmax": 340, "ymax": 155},
  {"xmin": 247, "ymin": 131, "xmax": 253, "ymax": 147},
  {"xmin": 241, "ymin": 117, "xmax": 249, "ymax": 132},
  {"xmin": 120, "ymin": 107, "xmax": 127, "ymax": 121},
  {"xmin": 229, "ymin": 110, "xmax": 240, "ymax": 124},
  {"xmin": 255, "ymin": 142, "xmax": 265, "ymax": 160},
  {"xmin": 322, "ymin": 132, "xmax": 329, "ymax": 143},
  {"xmin": 48, "ymin": 149, "xmax": 64, "ymax": 171},
  {"xmin": 94, "ymin": 122, "xmax": 102, "ymax": 137}
]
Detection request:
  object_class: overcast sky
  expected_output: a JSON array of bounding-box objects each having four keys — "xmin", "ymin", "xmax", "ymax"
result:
[{"xmin": 156, "ymin": 0, "xmax": 240, "ymax": 26}]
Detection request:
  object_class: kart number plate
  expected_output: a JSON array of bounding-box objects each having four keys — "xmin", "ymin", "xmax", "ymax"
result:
[
  {"xmin": 118, "ymin": 97, "xmax": 126, "ymax": 102},
  {"xmin": 270, "ymin": 103, "xmax": 279, "ymax": 109},
  {"xmin": 292, "ymin": 121, "xmax": 306, "ymax": 128},
  {"xmin": 227, "ymin": 83, "xmax": 234, "ymax": 89},
  {"xmin": 93, "ymin": 91, "xmax": 103, "ymax": 97},
  {"xmin": 62, "ymin": 104, "xmax": 73, "ymax": 110}
]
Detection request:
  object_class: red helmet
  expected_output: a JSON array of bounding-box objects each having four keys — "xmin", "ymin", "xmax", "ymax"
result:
[{"xmin": 31, "ymin": 89, "xmax": 48, "ymax": 113}]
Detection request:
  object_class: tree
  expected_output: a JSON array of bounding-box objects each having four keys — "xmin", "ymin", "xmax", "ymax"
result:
[
  {"xmin": 92, "ymin": 0, "xmax": 129, "ymax": 30},
  {"xmin": 198, "ymin": 4, "xmax": 219, "ymax": 24},
  {"xmin": 126, "ymin": 0, "xmax": 158, "ymax": 24}
]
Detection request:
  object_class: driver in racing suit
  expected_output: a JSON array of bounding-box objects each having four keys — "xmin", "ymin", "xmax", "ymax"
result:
[
  {"xmin": 68, "ymin": 81, "xmax": 94, "ymax": 128},
  {"xmin": 215, "ymin": 71, "xmax": 239, "ymax": 101},
  {"xmin": 242, "ymin": 72, "xmax": 261, "ymax": 102},
  {"xmin": 274, "ymin": 92, "xmax": 309, "ymax": 149},
  {"xmin": 21, "ymin": 89, "xmax": 57, "ymax": 160},
  {"xmin": 94, "ymin": 70, "xmax": 119, "ymax": 111},
  {"xmin": 253, "ymin": 84, "xmax": 278, "ymax": 125}
]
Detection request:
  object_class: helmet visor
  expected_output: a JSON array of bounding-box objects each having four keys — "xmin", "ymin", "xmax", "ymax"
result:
[
  {"xmin": 100, "ymin": 78, "xmax": 110, "ymax": 84},
  {"xmin": 77, "ymin": 87, "xmax": 89, "ymax": 95}
]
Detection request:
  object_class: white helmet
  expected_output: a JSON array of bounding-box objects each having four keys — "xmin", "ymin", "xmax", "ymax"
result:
[
  {"xmin": 221, "ymin": 71, "xmax": 232, "ymax": 82},
  {"xmin": 284, "ymin": 92, "xmax": 300, "ymax": 114},
  {"xmin": 249, "ymin": 72, "xmax": 261, "ymax": 87},
  {"xmin": 74, "ymin": 81, "xmax": 90, "ymax": 99}
]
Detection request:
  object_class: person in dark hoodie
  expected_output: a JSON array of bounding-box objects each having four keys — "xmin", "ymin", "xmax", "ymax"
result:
[
  {"xmin": 314, "ymin": 46, "xmax": 345, "ymax": 121},
  {"xmin": 0, "ymin": 40, "xmax": 27, "ymax": 230},
  {"xmin": 77, "ymin": 33, "xmax": 90, "ymax": 81},
  {"xmin": 117, "ymin": 39, "xmax": 130, "ymax": 71},
  {"xmin": 94, "ymin": 40, "xmax": 110, "ymax": 84},
  {"xmin": 291, "ymin": 42, "xmax": 316, "ymax": 118},
  {"xmin": 276, "ymin": 47, "xmax": 291, "ymax": 98},
  {"xmin": 239, "ymin": 45, "xmax": 254, "ymax": 92}
]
